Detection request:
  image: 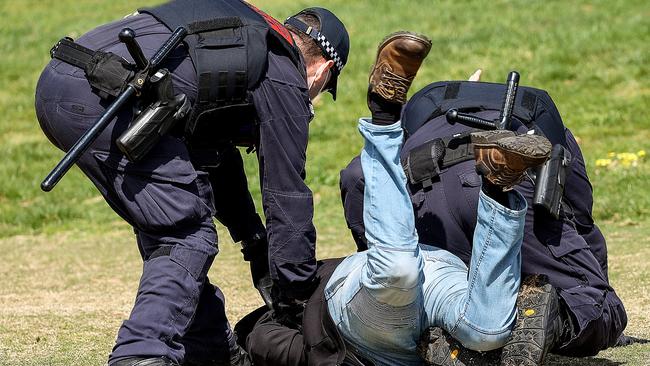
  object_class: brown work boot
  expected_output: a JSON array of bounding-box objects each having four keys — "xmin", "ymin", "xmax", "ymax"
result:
[
  {"xmin": 369, "ymin": 31, "xmax": 432, "ymax": 105},
  {"xmin": 472, "ymin": 132, "xmax": 551, "ymax": 191}
]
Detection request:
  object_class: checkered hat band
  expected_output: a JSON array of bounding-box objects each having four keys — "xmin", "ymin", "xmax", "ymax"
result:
[{"xmin": 316, "ymin": 34, "xmax": 344, "ymax": 72}]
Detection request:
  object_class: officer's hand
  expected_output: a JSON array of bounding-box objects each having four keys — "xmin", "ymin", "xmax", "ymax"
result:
[
  {"xmin": 251, "ymin": 262, "xmax": 273, "ymax": 309},
  {"xmin": 241, "ymin": 235, "xmax": 273, "ymax": 309},
  {"xmin": 468, "ymin": 69, "xmax": 482, "ymax": 82}
]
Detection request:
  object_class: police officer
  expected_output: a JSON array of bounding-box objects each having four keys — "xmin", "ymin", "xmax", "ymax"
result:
[
  {"xmin": 34, "ymin": 1, "xmax": 349, "ymax": 365},
  {"xmin": 338, "ymin": 78, "xmax": 627, "ymax": 361}
]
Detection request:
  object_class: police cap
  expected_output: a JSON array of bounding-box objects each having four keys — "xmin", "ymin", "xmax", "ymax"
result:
[{"xmin": 285, "ymin": 7, "xmax": 349, "ymax": 100}]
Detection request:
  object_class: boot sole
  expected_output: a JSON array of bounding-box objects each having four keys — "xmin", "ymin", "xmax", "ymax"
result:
[
  {"xmin": 470, "ymin": 130, "xmax": 516, "ymax": 144},
  {"xmin": 419, "ymin": 327, "xmax": 501, "ymax": 366},
  {"xmin": 475, "ymin": 134, "xmax": 551, "ymax": 164},
  {"xmin": 500, "ymin": 283, "xmax": 558, "ymax": 366}
]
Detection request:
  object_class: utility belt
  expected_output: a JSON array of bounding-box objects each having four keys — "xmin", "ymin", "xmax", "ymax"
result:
[
  {"xmin": 51, "ymin": 38, "xmax": 137, "ymax": 99},
  {"xmin": 402, "ymin": 131, "xmax": 476, "ymax": 189},
  {"xmin": 403, "ymin": 128, "xmax": 572, "ymax": 219},
  {"xmin": 51, "ymin": 29, "xmax": 262, "ymax": 166}
]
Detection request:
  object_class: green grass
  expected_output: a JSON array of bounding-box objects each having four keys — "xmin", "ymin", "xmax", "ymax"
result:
[{"xmin": 0, "ymin": 0, "xmax": 649, "ymax": 364}]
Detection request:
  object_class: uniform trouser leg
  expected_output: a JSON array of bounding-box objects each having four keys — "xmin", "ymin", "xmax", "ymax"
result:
[
  {"xmin": 563, "ymin": 128, "xmax": 609, "ymax": 277},
  {"xmin": 113, "ymin": 229, "xmax": 226, "ymax": 363},
  {"xmin": 521, "ymin": 227, "xmax": 627, "ymax": 356},
  {"xmin": 136, "ymin": 233, "xmax": 234, "ymax": 364},
  {"xmin": 35, "ymin": 63, "xmax": 233, "ymax": 364},
  {"xmin": 206, "ymin": 146, "xmax": 265, "ymax": 243},
  {"xmin": 516, "ymin": 184, "xmax": 627, "ymax": 356}
]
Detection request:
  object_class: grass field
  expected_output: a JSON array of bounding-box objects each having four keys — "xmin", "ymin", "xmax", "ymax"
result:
[{"xmin": 0, "ymin": 0, "xmax": 649, "ymax": 365}]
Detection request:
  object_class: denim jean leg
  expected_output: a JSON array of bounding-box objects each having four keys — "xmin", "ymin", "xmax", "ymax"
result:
[
  {"xmin": 358, "ymin": 118, "xmax": 423, "ymax": 306},
  {"xmin": 448, "ymin": 190, "xmax": 527, "ymax": 350},
  {"xmin": 333, "ymin": 119, "xmax": 425, "ymax": 364}
]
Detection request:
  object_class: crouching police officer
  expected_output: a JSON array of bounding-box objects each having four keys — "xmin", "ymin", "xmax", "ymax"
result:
[
  {"xmin": 35, "ymin": 1, "xmax": 349, "ymax": 365},
  {"xmin": 339, "ymin": 77, "xmax": 627, "ymax": 363}
]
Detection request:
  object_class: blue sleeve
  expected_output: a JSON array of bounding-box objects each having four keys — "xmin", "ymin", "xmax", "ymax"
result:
[{"xmin": 251, "ymin": 51, "xmax": 317, "ymax": 298}]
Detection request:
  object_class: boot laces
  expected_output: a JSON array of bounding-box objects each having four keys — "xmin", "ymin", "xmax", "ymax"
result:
[{"xmin": 377, "ymin": 69, "xmax": 411, "ymax": 99}]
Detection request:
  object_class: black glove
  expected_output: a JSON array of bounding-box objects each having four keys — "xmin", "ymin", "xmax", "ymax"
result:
[
  {"xmin": 241, "ymin": 233, "xmax": 273, "ymax": 309},
  {"xmin": 271, "ymin": 288, "xmax": 306, "ymax": 331}
]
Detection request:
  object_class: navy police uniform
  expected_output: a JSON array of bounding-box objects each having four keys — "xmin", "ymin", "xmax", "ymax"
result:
[
  {"xmin": 339, "ymin": 82, "xmax": 627, "ymax": 356},
  {"xmin": 35, "ymin": 1, "xmax": 348, "ymax": 364}
]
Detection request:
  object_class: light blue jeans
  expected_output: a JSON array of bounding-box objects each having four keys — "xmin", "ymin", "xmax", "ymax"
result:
[{"xmin": 325, "ymin": 119, "xmax": 527, "ymax": 366}]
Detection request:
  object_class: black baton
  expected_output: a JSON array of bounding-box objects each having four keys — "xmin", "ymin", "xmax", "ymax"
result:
[
  {"xmin": 497, "ymin": 71, "xmax": 519, "ymax": 130},
  {"xmin": 41, "ymin": 26, "xmax": 187, "ymax": 192}
]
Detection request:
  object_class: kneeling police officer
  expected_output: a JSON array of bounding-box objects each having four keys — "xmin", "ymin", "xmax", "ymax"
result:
[
  {"xmin": 35, "ymin": 1, "xmax": 349, "ymax": 365},
  {"xmin": 339, "ymin": 76, "xmax": 627, "ymax": 363}
]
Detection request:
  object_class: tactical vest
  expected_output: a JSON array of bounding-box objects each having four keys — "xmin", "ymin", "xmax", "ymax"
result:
[
  {"xmin": 401, "ymin": 81, "xmax": 568, "ymax": 147},
  {"xmin": 400, "ymin": 81, "xmax": 569, "ymax": 189},
  {"xmin": 140, "ymin": 0, "xmax": 303, "ymax": 149}
]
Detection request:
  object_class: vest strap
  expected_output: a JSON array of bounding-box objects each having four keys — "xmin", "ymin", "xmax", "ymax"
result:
[{"xmin": 402, "ymin": 132, "xmax": 476, "ymax": 188}]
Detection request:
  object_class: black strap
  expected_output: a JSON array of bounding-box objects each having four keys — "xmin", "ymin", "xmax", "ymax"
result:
[
  {"xmin": 188, "ymin": 17, "xmax": 243, "ymax": 34},
  {"xmin": 403, "ymin": 138, "xmax": 445, "ymax": 188},
  {"xmin": 50, "ymin": 38, "xmax": 95, "ymax": 70},
  {"xmin": 443, "ymin": 82, "xmax": 460, "ymax": 100},
  {"xmin": 441, "ymin": 132, "xmax": 474, "ymax": 167},
  {"xmin": 50, "ymin": 37, "xmax": 136, "ymax": 99},
  {"xmin": 403, "ymin": 132, "xmax": 476, "ymax": 188}
]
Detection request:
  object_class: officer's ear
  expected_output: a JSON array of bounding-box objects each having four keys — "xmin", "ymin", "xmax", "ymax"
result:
[{"xmin": 308, "ymin": 59, "xmax": 334, "ymax": 100}]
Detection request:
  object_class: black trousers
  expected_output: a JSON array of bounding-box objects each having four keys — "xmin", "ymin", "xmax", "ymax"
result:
[{"xmin": 235, "ymin": 307, "xmax": 307, "ymax": 366}]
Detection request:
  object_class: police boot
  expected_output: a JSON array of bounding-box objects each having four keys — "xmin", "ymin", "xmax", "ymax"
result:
[
  {"xmin": 369, "ymin": 31, "xmax": 432, "ymax": 105},
  {"xmin": 418, "ymin": 327, "xmax": 501, "ymax": 366},
  {"xmin": 472, "ymin": 132, "xmax": 551, "ymax": 191},
  {"xmin": 109, "ymin": 357, "xmax": 178, "ymax": 366},
  {"xmin": 241, "ymin": 233, "xmax": 273, "ymax": 309},
  {"xmin": 500, "ymin": 275, "xmax": 563, "ymax": 366}
]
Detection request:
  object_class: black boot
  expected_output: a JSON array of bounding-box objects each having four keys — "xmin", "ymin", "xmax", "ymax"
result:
[
  {"xmin": 110, "ymin": 357, "xmax": 178, "ymax": 366},
  {"xmin": 418, "ymin": 327, "xmax": 501, "ymax": 366},
  {"xmin": 500, "ymin": 275, "xmax": 563, "ymax": 366}
]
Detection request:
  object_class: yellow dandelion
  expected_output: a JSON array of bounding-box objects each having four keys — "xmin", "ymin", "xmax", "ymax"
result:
[
  {"xmin": 617, "ymin": 153, "xmax": 637, "ymax": 162},
  {"xmin": 595, "ymin": 159, "xmax": 612, "ymax": 167},
  {"xmin": 607, "ymin": 152, "xmax": 616, "ymax": 158},
  {"xmin": 638, "ymin": 150, "xmax": 646, "ymax": 158}
]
